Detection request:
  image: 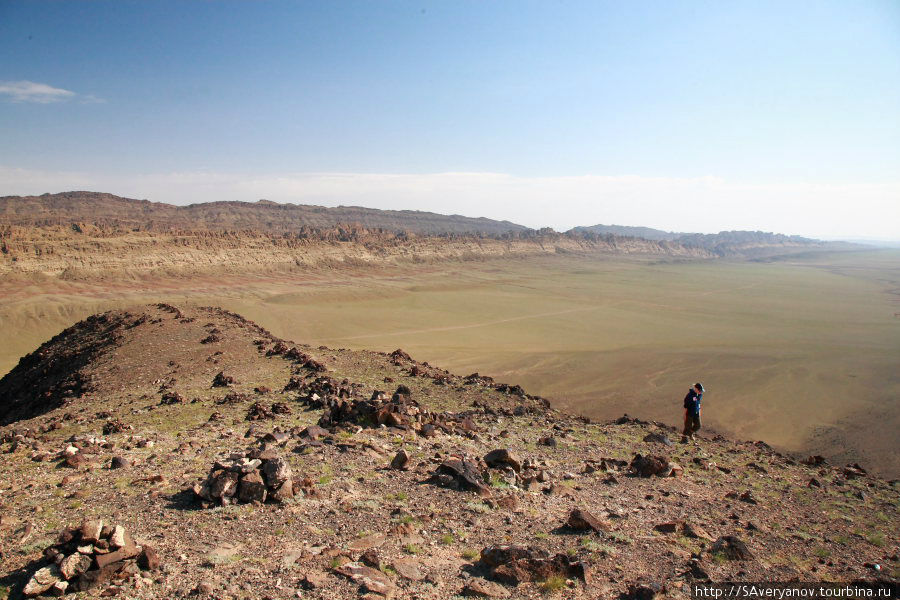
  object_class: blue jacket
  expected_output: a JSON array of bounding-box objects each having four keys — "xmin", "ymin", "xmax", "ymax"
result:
[{"xmin": 683, "ymin": 389, "xmax": 702, "ymax": 415}]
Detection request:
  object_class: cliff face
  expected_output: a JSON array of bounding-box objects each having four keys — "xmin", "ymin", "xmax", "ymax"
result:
[{"xmin": 0, "ymin": 225, "xmax": 713, "ymax": 278}]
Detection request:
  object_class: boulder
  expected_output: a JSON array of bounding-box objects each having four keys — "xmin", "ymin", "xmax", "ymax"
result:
[
  {"xmin": 461, "ymin": 579, "xmax": 512, "ymax": 598},
  {"xmin": 392, "ymin": 557, "xmax": 425, "ymax": 581},
  {"xmin": 261, "ymin": 457, "xmax": 292, "ymax": 488},
  {"xmin": 335, "ymin": 562, "xmax": 396, "ymax": 596},
  {"xmin": 80, "ymin": 520, "xmax": 103, "ymax": 543},
  {"xmin": 59, "ymin": 553, "xmax": 92, "ymax": 580},
  {"xmin": 24, "ymin": 565, "xmax": 63, "ymax": 597},
  {"xmin": 629, "ymin": 454, "xmax": 672, "ymax": 477},
  {"xmin": 238, "ymin": 471, "xmax": 268, "ymax": 503},
  {"xmin": 483, "ymin": 449, "xmax": 522, "ymax": 472},
  {"xmin": 433, "ymin": 456, "xmax": 492, "ymax": 497},
  {"xmin": 566, "ymin": 509, "xmax": 611, "ymax": 532},
  {"xmin": 390, "ymin": 450, "xmax": 411, "ymax": 470}
]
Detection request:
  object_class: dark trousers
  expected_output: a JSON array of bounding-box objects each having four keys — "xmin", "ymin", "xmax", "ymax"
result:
[{"xmin": 683, "ymin": 411, "xmax": 701, "ymax": 437}]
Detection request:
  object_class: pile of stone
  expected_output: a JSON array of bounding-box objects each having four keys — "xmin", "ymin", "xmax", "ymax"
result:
[
  {"xmin": 211, "ymin": 371, "xmax": 234, "ymax": 387},
  {"xmin": 318, "ymin": 386, "xmax": 481, "ymax": 439},
  {"xmin": 23, "ymin": 520, "xmax": 159, "ymax": 597},
  {"xmin": 57, "ymin": 435, "xmax": 110, "ymax": 469},
  {"xmin": 478, "ymin": 545, "xmax": 588, "ymax": 586},
  {"xmin": 246, "ymin": 401, "xmax": 292, "ymax": 420},
  {"xmin": 215, "ymin": 391, "xmax": 250, "ymax": 405},
  {"xmin": 159, "ymin": 391, "xmax": 185, "ymax": 405},
  {"xmin": 289, "ymin": 375, "xmax": 356, "ymax": 407},
  {"xmin": 102, "ymin": 419, "xmax": 132, "ymax": 435},
  {"xmin": 265, "ymin": 342, "xmax": 327, "ymax": 372},
  {"xmin": 193, "ymin": 448, "xmax": 294, "ymax": 506}
]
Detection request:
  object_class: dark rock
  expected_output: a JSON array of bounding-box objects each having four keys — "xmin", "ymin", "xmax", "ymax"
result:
[
  {"xmin": 109, "ymin": 456, "xmax": 131, "ymax": 469},
  {"xmin": 433, "ymin": 456, "xmax": 492, "ymax": 497},
  {"xmin": 211, "ymin": 371, "xmax": 234, "ymax": 387},
  {"xmin": 630, "ymin": 454, "xmax": 672, "ymax": 477},
  {"xmin": 391, "ymin": 450, "xmax": 410, "ymax": 470},
  {"xmin": 709, "ymin": 536, "xmax": 754, "ymax": 560},
  {"xmin": 237, "ymin": 471, "xmax": 267, "ymax": 503},
  {"xmin": 620, "ymin": 582, "xmax": 663, "ymax": 600},
  {"xmin": 483, "ymin": 449, "xmax": 522, "ymax": 472}
]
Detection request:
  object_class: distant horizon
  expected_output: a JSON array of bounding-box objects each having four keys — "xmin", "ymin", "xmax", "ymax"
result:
[{"xmin": 5, "ymin": 187, "xmax": 900, "ymax": 244}]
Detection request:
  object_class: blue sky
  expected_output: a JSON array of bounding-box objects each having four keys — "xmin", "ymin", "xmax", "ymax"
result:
[{"xmin": 1, "ymin": 1, "xmax": 898, "ymax": 238}]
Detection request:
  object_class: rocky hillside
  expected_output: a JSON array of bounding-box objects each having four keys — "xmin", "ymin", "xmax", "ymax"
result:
[
  {"xmin": 0, "ymin": 305, "xmax": 896, "ymax": 599},
  {"xmin": 0, "ymin": 192, "xmax": 530, "ymax": 236}
]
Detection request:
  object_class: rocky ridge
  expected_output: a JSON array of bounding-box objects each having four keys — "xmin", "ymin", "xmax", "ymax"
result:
[{"xmin": 0, "ymin": 304, "xmax": 897, "ymax": 599}]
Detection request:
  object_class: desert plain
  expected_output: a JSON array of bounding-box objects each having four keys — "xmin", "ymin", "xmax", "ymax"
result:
[{"xmin": 3, "ymin": 248, "xmax": 897, "ymax": 477}]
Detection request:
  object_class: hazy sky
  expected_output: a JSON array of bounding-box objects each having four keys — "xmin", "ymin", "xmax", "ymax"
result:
[{"xmin": 1, "ymin": 1, "xmax": 898, "ymax": 239}]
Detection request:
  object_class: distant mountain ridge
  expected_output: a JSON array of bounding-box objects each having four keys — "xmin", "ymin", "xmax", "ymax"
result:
[
  {"xmin": 568, "ymin": 224, "xmax": 681, "ymax": 241},
  {"xmin": 568, "ymin": 223, "xmax": 853, "ymax": 257},
  {"xmin": 0, "ymin": 191, "xmax": 531, "ymax": 236}
]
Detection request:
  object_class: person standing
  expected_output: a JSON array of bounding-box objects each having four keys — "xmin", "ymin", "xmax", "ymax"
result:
[{"xmin": 682, "ymin": 382, "xmax": 704, "ymax": 441}]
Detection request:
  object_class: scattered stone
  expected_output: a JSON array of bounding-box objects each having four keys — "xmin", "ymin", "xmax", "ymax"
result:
[
  {"xmin": 102, "ymin": 419, "xmax": 132, "ymax": 435},
  {"xmin": 246, "ymin": 402, "xmax": 274, "ymax": 420},
  {"xmin": 159, "ymin": 391, "xmax": 186, "ymax": 405}
]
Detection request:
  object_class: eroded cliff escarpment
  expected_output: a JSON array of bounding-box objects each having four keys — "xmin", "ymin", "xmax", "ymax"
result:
[{"xmin": 0, "ymin": 225, "xmax": 712, "ymax": 278}]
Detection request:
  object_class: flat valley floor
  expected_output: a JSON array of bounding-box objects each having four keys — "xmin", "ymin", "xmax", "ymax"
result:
[{"xmin": 2, "ymin": 250, "xmax": 898, "ymax": 476}]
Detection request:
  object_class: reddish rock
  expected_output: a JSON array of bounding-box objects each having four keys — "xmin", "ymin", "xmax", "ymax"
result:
[
  {"xmin": 390, "ymin": 450, "xmax": 411, "ymax": 470},
  {"xmin": 237, "ymin": 471, "xmax": 268, "ymax": 503},
  {"xmin": 566, "ymin": 509, "xmax": 611, "ymax": 532},
  {"xmin": 461, "ymin": 579, "xmax": 512, "ymax": 598}
]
